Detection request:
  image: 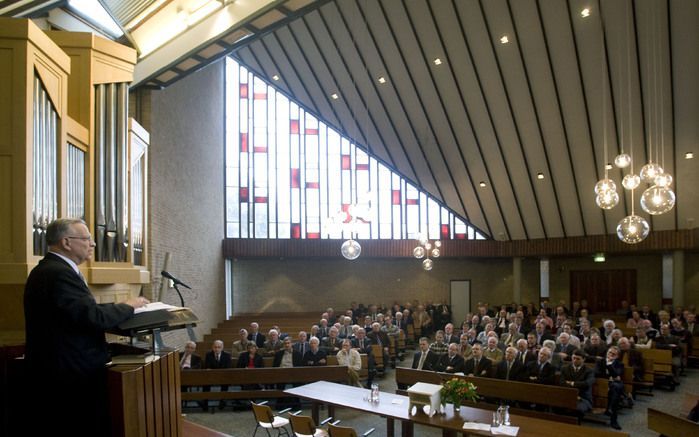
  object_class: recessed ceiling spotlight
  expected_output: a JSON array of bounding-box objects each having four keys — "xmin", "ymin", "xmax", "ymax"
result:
[
  {"xmin": 272, "ymin": 74, "xmax": 280, "ymax": 81},
  {"xmin": 581, "ymin": 8, "xmax": 591, "ymax": 18},
  {"xmin": 536, "ymin": 173, "xmax": 544, "ymax": 180},
  {"xmin": 686, "ymin": 152, "xmax": 694, "ymax": 159},
  {"xmin": 500, "ymin": 35, "xmax": 509, "ymax": 44},
  {"xmin": 605, "ymin": 163, "xmax": 613, "ymax": 170},
  {"xmin": 378, "ymin": 76, "xmax": 386, "ymax": 84},
  {"xmin": 331, "ymin": 93, "xmax": 339, "ymax": 100},
  {"xmin": 479, "ymin": 181, "xmax": 486, "ymax": 188},
  {"xmin": 433, "ymin": 58, "xmax": 442, "ymax": 65}
]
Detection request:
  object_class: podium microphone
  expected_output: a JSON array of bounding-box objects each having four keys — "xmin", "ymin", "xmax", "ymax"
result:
[{"xmin": 161, "ymin": 271, "xmax": 192, "ymax": 289}]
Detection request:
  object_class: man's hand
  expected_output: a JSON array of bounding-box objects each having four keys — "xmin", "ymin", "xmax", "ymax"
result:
[{"xmin": 125, "ymin": 296, "xmax": 150, "ymax": 309}]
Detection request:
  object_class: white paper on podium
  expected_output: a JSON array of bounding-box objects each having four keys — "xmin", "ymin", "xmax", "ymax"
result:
[
  {"xmin": 134, "ymin": 302, "xmax": 181, "ymax": 314},
  {"xmin": 490, "ymin": 425, "xmax": 519, "ymax": 436},
  {"xmin": 462, "ymin": 422, "xmax": 491, "ymax": 431}
]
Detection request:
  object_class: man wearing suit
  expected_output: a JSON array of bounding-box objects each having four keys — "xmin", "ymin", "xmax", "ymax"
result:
[
  {"xmin": 322, "ymin": 327, "xmax": 343, "ymax": 354},
  {"xmin": 595, "ymin": 346, "xmax": 624, "ymax": 430},
  {"xmin": 248, "ymin": 322, "xmax": 266, "ymax": 347},
  {"xmin": 532, "ymin": 322, "xmax": 554, "ymax": 346},
  {"xmin": 437, "ymin": 343, "xmax": 466, "ymax": 373},
  {"xmin": 412, "ymin": 337, "xmax": 439, "ymax": 371},
  {"xmin": 231, "ymin": 328, "xmax": 250, "ymax": 359},
  {"xmin": 180, "ymin": 341, "xmax": 202, "ymax": 369},
  {"xmin": 554, "ymin": 332, "xmax": 576, "ymax": 361},
  {"xmin": 302, "ymin": 337, "xmax": 327, "ymax": 366},
  {"xmin": 515, "ymin": 339, "xmax": 537, "ymax": 367},
  {"xmin": 526, "ymin": 347, "xmax": 556, "ymax": 385},
  {"xmin": 24, "ymin": 218, "xmax": 148, "ymax": 436},
  {"xmin": 495, "ymin": 347, "xmax": 524, "ymax": 381},
  {"xmin": 292, "ymin": 331, "xmax": 310, "ymax": 357},
  {"xmin": 443, "ymin": 323, "xmax": 459, "ymax": 344},
  {"xmin": 204, "ymin": 339, "xmax": 233, "ymax": 410},
  {"xmin": 463, "ymin": 343, "xmax": 492, "ymax": 377},
  {"xmin": 352, "ymin": 328, "xmax": 375, "ymax": 388},
  {"xmin": 559, "ymin": 349, "xmax": 595, "ymax": 417},
  {"xmin": 368, "ymin": 322, "xmax": 391, "ymax": 367}
]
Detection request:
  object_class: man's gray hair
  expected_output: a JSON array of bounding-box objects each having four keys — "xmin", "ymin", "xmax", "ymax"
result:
[{"xmin": 46, "ymin": 218, "xmax": 86, "ymax": 246}]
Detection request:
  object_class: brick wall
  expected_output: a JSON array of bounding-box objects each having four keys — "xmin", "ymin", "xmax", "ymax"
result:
[{"xmin": 147, "ymin": 60, "xmax": 225, "ymax": 347}]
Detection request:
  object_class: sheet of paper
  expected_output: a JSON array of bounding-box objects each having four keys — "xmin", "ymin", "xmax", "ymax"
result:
[
  {"xmin": 462, "ymin": 422, "xmax": 491, "ymax": 431},
  {"xmin": 134, "ymin": 301, "xmax": 180, "ymax": 314},
  {"xmin": 490, "ymin": 425, "xmax": 519, "ymax": 436},
  {"xmin": 391, "ymin": 398, "xmax": 403, "ymax": 405}
]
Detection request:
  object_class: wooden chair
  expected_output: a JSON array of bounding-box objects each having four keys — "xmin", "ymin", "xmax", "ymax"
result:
[
  {"xmin": 251, "ymin": 401, "xmax": 291, "ymax": 437},
  {"xmin": 288, "ymin": 413, "xmax": 329, "ymax": 437},
  {"xmin": 327, "ymin": 423, "xmax": 375, "ymax": 437},
  {"xmin": 370, "ymin": 344, "xmax": 385, "ymax": 374}
]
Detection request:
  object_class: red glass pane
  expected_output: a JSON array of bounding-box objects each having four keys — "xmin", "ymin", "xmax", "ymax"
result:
[
  {"xmin": 455, "ymin": 233, "xmax": 466, "ymax": 240},
  {"xmin": 240, "ymin": 84, "xmax": 248, "ymax": 98},
  {"xmin": 441, "ymin": 224, "xmax": 450, "ymax": 239},
  {"xmin": 306, "ymin": 232, "xmax": 320, "ymax": 239},
  {"xmin": 392, "ymin": 190, "xmax": 401, "ymax": 205},
  {"xmin": 290, "ymin": 120, "xmax": 300, "ymax": 134},
  {"xmin": 306, "ymin": 182, "xmax": 319, "ymax": 189},
  {"xmin": 305, "ymin": 128, "xmax": 319, "ymax": 135},
  {"xmin": 356, "ymin": 163, "xmax": 369, "ymax": 171},
  {"xmin": 254, "ymin": 196, "xmax": 268, "ymax": 203},
  {"xmin": 239, "ymin": 187, "xmax": 249, "ymax": 202},
  {"xmin": 254, "ymin": 146, "xmax": 267, "ymax": 153},
  {"xmin": 406, "ymin": 198, "xmax": 419, "ymax": 205},
  {"xmin": 291, "ymin": 224, "xmax": 301, "ymax": 239},
  {"xmin": 341, "ymin": 155, "xmax": 351, "ymax": 170},
  {"xmin": 253, "ymin": 92, "xmax": 266, "ymax": 100},
  {"xmin": 240, "ymin": 133, "xmax": 248, "ymax": 152},
  {"xmin": 291, "ymin": 169, "xmax": 300, "ymax": 188}
]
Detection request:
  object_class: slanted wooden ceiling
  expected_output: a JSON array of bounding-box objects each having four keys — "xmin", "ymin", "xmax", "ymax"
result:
[{"xmin": 6, "ymin": 0, "xmax": 698, "ymax": 242}]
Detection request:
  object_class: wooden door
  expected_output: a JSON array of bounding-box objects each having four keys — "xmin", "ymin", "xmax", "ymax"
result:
[{"xmin": 570, "ymin": 270, "xmax": 636, "ymax": 313}]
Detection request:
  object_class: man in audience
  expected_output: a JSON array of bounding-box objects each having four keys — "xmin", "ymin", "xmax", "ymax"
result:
[
  {"xmin": 204, "ymin": 340, "xmax": 232, "ymax": 411},
  {"xmin": 303, "ymin": 337, "xmax": 327, "ymax": 366},
  {"xmin": 248, "ymin": 322, "xmax": 266, "ymax": 347},
  {"xmin": 686, "ymin": 313, "xmax": 698, "ymax": 336},
  {"xmin": 394, "ymin": 311, "xmax": 405, "ymax": 332},
  {"xmin": 583, "ymin": 333, "xmax": 607, "ymax": 362},
  {"xmin": 368, "ymin": 322, "xmax": 391, "ymax": 365},
  {"xmin": 527, "ymin": 347, "xmax": 555, "ymax": 385},
  {"xmin": 338, "ymin": 316, "xmax": 353, "ymax": 338},
  {"xmin": 535, "ymin": 308, "xmax": 553, "ymax": 329},
  {"xmin": 263, "ymin": 329, "xmax": 283, "ymax": 356},
  {"xmin": 292, "ymin": 331, "xmax": 310, "ymax": 357},
  {"xmin": 437, "ymin": 343, "xmax": 466, "ymax": 374},
  {"xmin": 429, "ymin": 330, "xmax": 449, "ymax": 355},
  {"xmin": 555, "ymin": 332, "xmax": 576, "ymax": 361},
  {"xmin": 559, "ymin": 349, "xmax": 595, "ymax": 418},
  {"xmin": 526, "ymin": 332, "xmax": 540, "ymax": 354},
  {"xmin": 533, "ymin": 322, "xmax": 554, "ymax": 346},
  {"xmin": 495, "ymin": 346, "xmax": 524, "ymax": 381},
  {"xmin": 463, "ymin": 343, "xmax": 492, "ymax": 377},
  {"xmin": 231, "ymin": 328, "xmax": 250, "ymax": 358},
  {"xmin": 352, "ymin": 328, "xmax": 375, "ymax": 388},
  {"xmin": 318, "ymin": 318, "xmax": 331, "ymax": 339},
  {"xmin": 618, "ymin": 337, "xmax": 644, "ymax": 383},
  {"xmin": 654, "ymin": 324, "xmax": 682, "ymax": 384},
  {"xmin": 443, "ymin": 323, "xmax": 458, "ymax": 344},
  {"xmin": 273, "ymin": 337, "xmax": 302, "ymax": 368},
  {"xmin": 501, "ymin": 323, "xmax": 523, "ymax": 349},
  {"xmin": 322, "ymin": 326, "xmax": 342, "ymax": 355},
  {"xmin": 595, "ymin": 346, "xmax": 624, "ymax": 430},
  {"xmin": 515, "ymin": 338, "xmax": 536, "ymax": 366},
  {"xmin": 412, "ymin": 337, "xmax": 438, "ymax": 371},
  {"xmin": 458, "ymin": 333, "xmax": 473, "ymax": 360},
  {"xmin": 543, "ymin": 339, "xmax": 562, "ymax": 370},
  {"xmin": 337, "ymin": 339, "xmax": 362, "ymax": 387},
  {"xmin": 483, "ymin": 336, "xmax": 503, "ymax": 364},
  {"xmin": 180, "ymin": 341, "xmax": 202, "ymax": 370}
]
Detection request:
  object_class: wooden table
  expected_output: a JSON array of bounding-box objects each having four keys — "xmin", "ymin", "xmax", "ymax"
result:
[{"xmin": 285, "ymin": 381, "xmax": 628, "ymax": 437}]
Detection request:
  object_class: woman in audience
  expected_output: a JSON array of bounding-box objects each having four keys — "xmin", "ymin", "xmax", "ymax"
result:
[
  {"xmin": 627, "ymin": 311, "xmax": 643, "ymax": 329},
  {"xmin": 337, "ymin": 339, "xmax": 362, "ymax": 387}
]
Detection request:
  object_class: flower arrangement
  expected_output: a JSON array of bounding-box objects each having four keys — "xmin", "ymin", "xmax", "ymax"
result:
[{"xmin": 440, "ymin": 378, "xmax": 478, "ymax": 408}]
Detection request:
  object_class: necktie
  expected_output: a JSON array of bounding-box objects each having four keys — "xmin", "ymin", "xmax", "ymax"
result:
[
  {"xmin": 521, "ymin": 353, "xmax": 526, "ymax": 365},
  {"xmin": 418, "ymin": 352, "xmax": 426, "ymax": 370},
  {"xmin": 360, "ymin": 340, "xmax": 364, "ymax": 349},
  {"xmin": 77, "ymin": 270, "xmax": 87, "ymax": 285}
]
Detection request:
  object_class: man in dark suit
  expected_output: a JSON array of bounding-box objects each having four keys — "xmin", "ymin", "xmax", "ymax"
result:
[
  {"xmin": 554, "ymin": 332, "xmax": 576, "ymax": 361},
  {"xmin": 495, "ymin": 347, "xmax": 524, "ymax": 381},
  {"xmin": 437, "ymin": 343, "xmax": 466, "ymax": 374},
  {"xmin": 515, "ymin": 339, "xmax": 537, "ymax": 367},
  {"xmin": 24, "ymin": 218, "xmax": 148, "ymax": 436},
  {"xmin": 248, "ymin": 322, "xmax": 266, "ymax": 347},
  {"xmin": 179, "ymin": 341, "xmax": 202, "ymax": 369},
  {"xmin": 204, "ymin": 340, "xmax": 233, "ymax": 410},
  {"xmin": 302, "ymin": 337, "xmax": 327, "ymax": 366},
  {"xmin": 352, "ymin": 328, "xmax": 375, "ymax": 388},
  {"xmin": 412, "ymin": 337, "xmax": 439, "ymax": 371},
  {"xmin": 292, "ymin": 331, "xmax": 310, "ymax": 357},
  {"xmin": 559, "ymin": 349, "xmax": 595, "ymax": 417},
  {"xmin": 595, "ymin": 346, "xmax": 624, "ymax": 430},
  {"xmin": 463, "ymin": 343, "xmax": 492, "ymax": 377},
  {"xmin": 532, "ymin": 322, "xmax": 554, "ymax": 346},
  {"xmin": 443, "ymin": 323, "xmax": 459, "ymax": 344},
  {"xmin": 526, "ymin": 346, "xmax": 556, "ymax": 385}
]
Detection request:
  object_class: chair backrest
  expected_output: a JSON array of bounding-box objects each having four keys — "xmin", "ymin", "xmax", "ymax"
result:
[
  {"xmin": 251, "ymin": 402, "xmax": 274, "ymax": 425},
  {"xmin": 327, "ymin": 423, "xmax": 358, "ymax": 437},
  {"xmin": 289, "ymin": 414, "xmax": 316, "ymax": 436}
]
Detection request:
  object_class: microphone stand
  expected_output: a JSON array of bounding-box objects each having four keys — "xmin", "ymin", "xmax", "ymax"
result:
[
  {"xmin": 171, "ymin": 282, "xmax": 196, "ymax": 342},
  {"xmin": 172, "ymin": 283, "xmax": 185, "ymax": 308}
]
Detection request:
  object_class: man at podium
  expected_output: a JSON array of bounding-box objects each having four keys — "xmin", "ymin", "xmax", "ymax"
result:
[{"xmin": 24, "ymin": 218, "xmax": 149, "ymax": 436}]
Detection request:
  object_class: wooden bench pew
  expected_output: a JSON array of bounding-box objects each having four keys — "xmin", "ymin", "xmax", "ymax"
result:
[
  {"xmin": 647, "ymin": 408, "xmax": 699, "ymax": 437},
  {"xmin": 180, "ymin": 366, "xmax": 349, "ymax": 402},
  {"xmin": 394, "ymin": 367, "xmax": 579, "ymax": 425},
  {"xmin": 259, "ymin": 355, "xmax": 369, "ymax": 379},
  {"xmin": 639, "ymin": 348, "xmax": 674, "ymax": 388}
]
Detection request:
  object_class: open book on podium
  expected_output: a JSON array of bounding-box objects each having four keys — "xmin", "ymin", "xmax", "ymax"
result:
[{"xmin": 108, "ymin": 302, "xmax": 199, "ymax": 338}]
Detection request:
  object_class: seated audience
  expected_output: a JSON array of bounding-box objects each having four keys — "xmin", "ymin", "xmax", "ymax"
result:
[
  {"xmin": 247, "ymin": 322, "xmax": 266, "ymax": 347},
  {"xmin": 515, "ymin": 338, "xmax": 536, "ymax": 366},
  {"xmin": 204, "ymin": 340, "xmax": 232, "ymax": 410},
  {"xmin": 443, "ymin": 323, "xmax": 458, "ymax": 344},
  {"xmin": 627, "ymin": 311, "xmax": 643, "ymax": 329},
  {"xmin": 412, "ymin": 337, "xmax": 438, "ymax": 371},
  {"xmin": 292, "ymin": 331, "xmax": 310, "ymax": 357},
  {"xmin": 463, "ymin": 343, "xmax": 492, "ymax": 377},
  {"xmin": 595, "ymin": 346, "xmax": 624, "ymax": 430},
  {"xmin": 429, "ymin": 330, "xmax": 449, "ymax": 355},
  {"xmin": 458, "ymin": 333, "xmax": 473, "ymax": 360},
  {"xmin": 437, "ymin": 343, "xmax": 466, "ymax": 374},
  {"xmin": 263, "ymin": 329, "xmax": 283, "ymax": 356},
  {"xmin": 483, "ymin": 336, "xmax": 503, "ymax": 364},
  {"xmin": 526, "ymin": 347, "xmax": 555, "ymax": 385},
  {"xmin": 236, "ymin": 343, "xmax": 263, "ymax": 368},
  {"xmin": 321, "ymin": 326, "xmax": 342, "ymax": 354},
  {"xmin": 495, "ymin": 347, "xmax": 524, "ymax": 381},
  {"xmin": 554, "ymin": 332, "xmax": 576, "ymax": 361},
  {"xmin": 231, "ymin": 328, "xmax": 250, "ymax": 358},
  {"xmin": 179, "ymin": 341, "xmax": 202, "ymax": 370},
  {"xmin": 584, "ymin": 333, "xmax": 608, "ymax": 362}
]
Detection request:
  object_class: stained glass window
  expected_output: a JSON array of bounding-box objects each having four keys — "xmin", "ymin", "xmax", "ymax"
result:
[{"xmin": 225, "ymin": 57, "xmax": 486, "ymax": 241}]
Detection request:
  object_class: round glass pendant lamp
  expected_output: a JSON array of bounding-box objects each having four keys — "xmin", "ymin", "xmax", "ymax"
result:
[
  {"xmin": 622, "ymin": 174, "xmax": 641, "ymax": 190},
  {"xmin": 594, "ymin": 178, "xmax": 617, "ymax": 195},
  {"xmin": 614, "ymin": 153, "xmax": 631, "ymax": 168},
  {"xmin": 341, "ymin": 239, "xmax": 361, "ymax": 260},
  {"xmin": 640, "ymin": 186, "xmax": 676, "ymax": 215},
  {"xmin": 596, "ymin": 190, "xmax": 619, "ymax": 210},
  {"xmin": 413, "ymin": 246, "xmax": 425, "ymax": 259},
  {"xmin": 422, "ymin": 259, "xmax": 433, "ymax": 271},
  {"xmin": 639, "ymin": 163, "xmax": 663, "ymax": 184},
  {"xmin": 616, "ymin": 215, "xmax": 650, "ymax": 244},
  {"xmin": 654, "ymin": 173, "xmax": 673, "ymax": 188}
]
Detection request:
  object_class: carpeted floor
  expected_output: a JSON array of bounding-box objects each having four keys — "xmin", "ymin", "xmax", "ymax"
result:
[{"xmin": 182, "ymin": 353, "xmax": 698, "ymax": 437}]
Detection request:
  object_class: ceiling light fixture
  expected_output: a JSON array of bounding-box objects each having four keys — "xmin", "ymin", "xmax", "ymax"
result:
[
  {"xmin": 378, "ymin": 76, "xmax": 386, "ymax": 84},
  {"xmin": 500, "ymin": 36, "xmax": 509, "ymax": 44},
  {"xmin": 331, "ymin": 93, "xmax": 339, "ymax": 100},
  {"xmin": 413, "ymin": 233, "xmax": 441, "ymax": 271},
  {"xmin": 581, "ymin": 8, "xmax": 591, "ymax": 18},
  {"xmin": 433, "ymin": 58, "xmax": 442, "ymax": 65},
  {"xmin": 686, "ymin": 152, "xmax": 694, "ymax": 159},
  {"xmin": 272, "ymin": 75, "xmax": 279, "ymax": 81},
  {"xmin": 536, "ymin": 173, "xmax": 544, "ymax": 180},
  {"xmin": 479, "ymin": 181, "xmax": 486, "ymax": 188}
]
